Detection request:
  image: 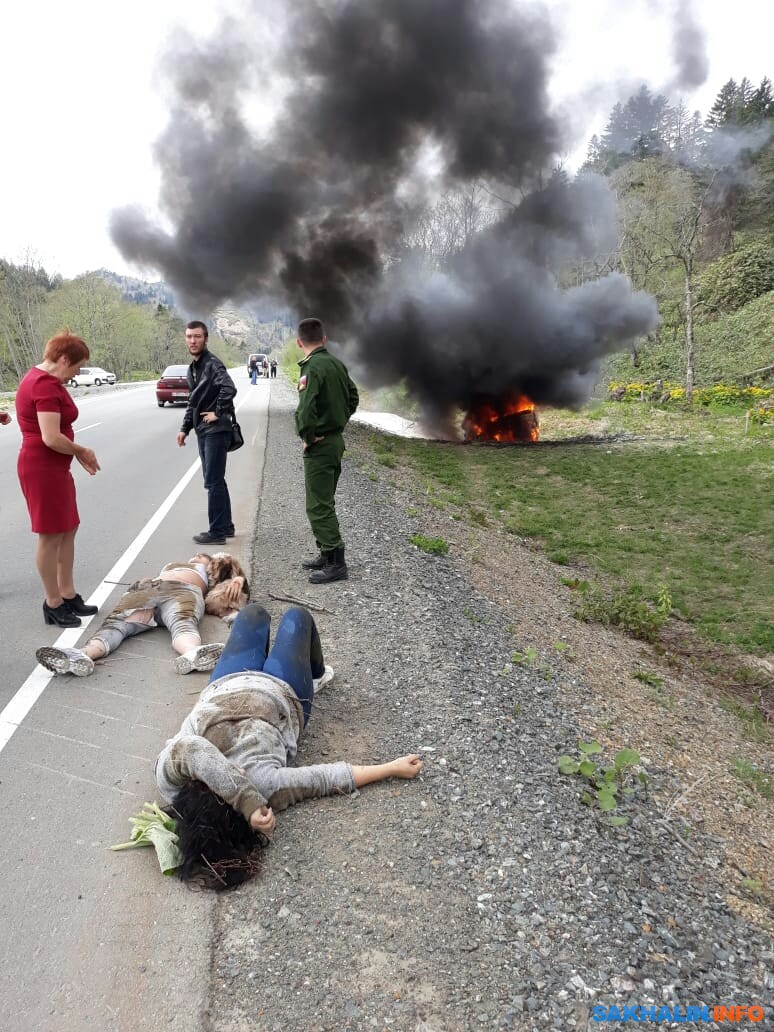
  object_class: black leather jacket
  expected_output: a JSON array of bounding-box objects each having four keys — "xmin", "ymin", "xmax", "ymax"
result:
[{"xmin": 180, "ymin": 349, "xmax": 237, "ymax": 436}]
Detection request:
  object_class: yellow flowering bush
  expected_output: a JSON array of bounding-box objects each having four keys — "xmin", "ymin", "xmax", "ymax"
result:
[
  {"xmin": 751, "ymin": 406, "xmax": 774, "ymax": 424},
  {"xmin": 608, "ymin": 381, "xmax": 773, "ymax": 408}
]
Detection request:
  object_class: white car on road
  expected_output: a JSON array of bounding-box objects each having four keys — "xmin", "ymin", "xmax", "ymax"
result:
[{"xmin": 69, "ymin": 366, "xmax": 117, "ymax": 386}]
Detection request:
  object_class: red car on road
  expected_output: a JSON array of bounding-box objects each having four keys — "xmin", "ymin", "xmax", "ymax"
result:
[{"xmin": 156, "ymin": 364, "xmax": 190, "ymax": 407}]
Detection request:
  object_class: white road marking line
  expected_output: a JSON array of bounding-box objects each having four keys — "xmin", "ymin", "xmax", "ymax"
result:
[
  {"xmin": 0, "ymin": 393, "xmax": 253, "ymax": 756},
  {"xmin": 75, "ymin": 422, "xmax": 101, "ymax": 433}
]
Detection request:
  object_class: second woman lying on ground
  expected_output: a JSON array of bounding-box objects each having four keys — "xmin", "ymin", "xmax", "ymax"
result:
[{"xmin": 36, "ymin": 552, "xmax": 249, "ymax": 677}]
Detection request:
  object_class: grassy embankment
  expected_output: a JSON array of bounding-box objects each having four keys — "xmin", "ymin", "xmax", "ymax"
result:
[{"xmin": 366, "ymin": 401, "xmax": 773, "ymax": 664}]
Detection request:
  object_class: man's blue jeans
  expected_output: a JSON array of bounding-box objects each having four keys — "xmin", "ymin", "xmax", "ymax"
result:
[
  {"xmin": 196, "ymin": 430, "xmax": 232, "ymax": 536},
  {"xmin": 210, "ymin": 604, "xmax": 325, "ymax": 726}
]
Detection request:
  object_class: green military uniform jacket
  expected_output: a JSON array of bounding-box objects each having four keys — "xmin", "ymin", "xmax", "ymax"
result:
[{"xmin": 295, "ymin": 346, "xmax": 359, "ymax": 445}]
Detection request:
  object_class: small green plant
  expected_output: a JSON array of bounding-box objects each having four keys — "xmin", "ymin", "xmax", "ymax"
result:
[
  {"xmin": 407, "ymin": 506, "xmax": 418, "ymax": 517},
  {"xmin": 552, "ymin": 641, "xmax": 573, "ymax": 659},
  {"xmin": 512, "ymin": 647, "xmax": 538, "ymax": 665},
  {"xmin": 558, "ymin": 741, "xmax": 648, "ymax": 825},
  {"xmin": 730, "ymin": 756, "xmax": 774, "ymax": 799},
  {"xmin": 740, "ymin": 876, "xmax": 763, "ymax": 896},
  {"xmin": 463, "ymin": 606, "xmax": 480, "ymax": 623},
  {"xmin": 377, "ymin": 453, "xmax": 397, "ymax": 468},
  {"xmin": 574, "ymin": 582, "xmax": 672, "ymax": 643},
  {"xmin": 547, "ymin": 550, "xmax": 569, "ymax": 565},
  {"xmin": 468, "ymin": 507, "xmax": 489, "ymax": 527},
  {"xmin": 368, "ymin": 472, "xmax": 379, "ymax": 482},
  {"xmin": 560, "ymin": 576, "xmax": 590, "ymax": 591},
  {"xmin": 633, "ymin": 670, "xmax": 664, "ymax": 687},
  {"xmin": 655, "ymin": 583, "xmax": 673, "ymax": 618},
  {"xmin": 410, "ymin": 533, "xmax": 449, "ymax": 556}
]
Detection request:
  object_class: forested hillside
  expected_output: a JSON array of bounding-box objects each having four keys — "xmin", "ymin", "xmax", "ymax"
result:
[
  {"xmin": 586, "ymin": 78, "xmax": 773, "ymax": 393},
  {"xmin": 0, "ymin": 264, "xmax": 293, "ymax": 388}
]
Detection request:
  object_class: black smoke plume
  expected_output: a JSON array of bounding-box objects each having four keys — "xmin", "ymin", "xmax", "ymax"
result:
[
  {"xmin": 111, "ymin": 0, "xmax": 659, "ymax": 417},
  {"xmin": 669, "ymin": 1, "xmax": 709, "ymax": 91}
]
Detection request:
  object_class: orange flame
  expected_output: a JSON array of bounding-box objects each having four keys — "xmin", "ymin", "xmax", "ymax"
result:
[{"xmin": 463, "ymin": 394, "xmax": 539, "ymax": 443}]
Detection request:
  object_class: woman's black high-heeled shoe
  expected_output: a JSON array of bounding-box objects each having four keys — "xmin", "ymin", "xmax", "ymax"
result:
[
  {"xmin": 43, "ymin": 601, "xmax": 82, "ymax": 627},
  {"xmin": 63, "ymin": 593, "xmax": 98, "ymax": 616}
]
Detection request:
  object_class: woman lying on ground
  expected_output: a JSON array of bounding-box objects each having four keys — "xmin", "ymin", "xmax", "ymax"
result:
[
  {"xmin": 36, "ymin": 552, "xmax": 249, "ymax": 677},
  {"xmin": 155, "ymin": 603, "xmax": 423, "ymax": 888}
]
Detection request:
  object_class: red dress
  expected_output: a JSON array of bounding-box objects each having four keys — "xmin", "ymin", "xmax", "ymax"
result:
[{"xmin": 16, "ymin": 368, "xmax": 80, "ymax": 533}]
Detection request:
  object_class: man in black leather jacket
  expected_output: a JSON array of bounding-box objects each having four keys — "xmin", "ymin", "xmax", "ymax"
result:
[{"xmin": 176, "ymin": 320, "xmax": 237, "ymax": 545}]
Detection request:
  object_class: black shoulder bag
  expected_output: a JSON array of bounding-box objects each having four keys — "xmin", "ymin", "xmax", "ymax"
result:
[{"xmin": 228, "ymin": 414, "xmax": 245, "ymax": 452}]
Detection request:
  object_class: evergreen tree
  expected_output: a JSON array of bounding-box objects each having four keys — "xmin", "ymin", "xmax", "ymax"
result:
[
  {"xmin": 705, "ymin": 76, "xmax": 772, "ymax": 128},
  {"xmin": 665, "ymin": 102, "xmax": 706, "ymax": 163},
  {"xmin": 595, "ymin": 87, "xmax": 673, "ymax": 171},
  {"xmin": 582, "ymin": 134, "xmax": 603, "ymax": 172},
  {"xmin": 749, "ymin": 77, "xmax": 774, "ymax": 120},
  {"xmin": 706, "ymin": 79, "xmax": 739, "ymax": 128}
]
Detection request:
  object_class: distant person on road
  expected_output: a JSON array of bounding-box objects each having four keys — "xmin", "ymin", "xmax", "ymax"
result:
[
  {"xmin": 176, "ymin": 321, "xmax": 237, "ymax": 545},
  {"xmin": 270, "ymin": 359, "xmax": 277, "ymax": 378},
  {"xmin": 295, "ymin": 318, "xmax": 359, "ymax": 584},
  {"xmin": 249, "ymin": 355, "xmax": 259, "ymax": 385},
  {"xmin": 36, "ymin": 551, "xmax": 249, "ymax": 678},
  {"xmin": 262, "ymin": 357, "xmax": 269, "ymax": 378},
  {"xmin": 0, "ymin": 411, "xmax": 12, "ymax": 425},
  {"xmin": 154, "ymin": 603, "xmax": 423, "ymax": 888},
  {"xmin": 15, "ymin": 332, "xmax": 101, "ymax": 628}
]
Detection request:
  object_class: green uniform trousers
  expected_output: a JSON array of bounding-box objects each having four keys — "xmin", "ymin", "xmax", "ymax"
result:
[{"xmin": 303, "ymin": 432, "xmax": 345, "ymax": 552}]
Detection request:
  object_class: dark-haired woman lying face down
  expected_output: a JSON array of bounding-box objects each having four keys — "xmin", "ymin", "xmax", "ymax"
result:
[{"xmin": 155, "ymin": 603, "xmax": 422, "ymax": 888}]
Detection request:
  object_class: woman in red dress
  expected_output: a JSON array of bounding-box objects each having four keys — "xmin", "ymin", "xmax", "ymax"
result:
[{"xmin": 16, "ymin": 332, "xmax": 101, "ymax": 627}]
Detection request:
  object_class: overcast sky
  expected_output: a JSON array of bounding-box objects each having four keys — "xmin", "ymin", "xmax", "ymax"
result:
[{"xmin": 1, "ymin": 0, "xmax": 770, "ymax": 280}]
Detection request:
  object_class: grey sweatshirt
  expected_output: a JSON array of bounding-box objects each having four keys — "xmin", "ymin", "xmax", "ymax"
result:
[{"xmin": 155, "ymin": 671, "xmax": 355, "ymax": 819}]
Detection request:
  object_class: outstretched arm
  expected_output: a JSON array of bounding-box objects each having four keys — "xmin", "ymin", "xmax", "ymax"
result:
[
  {"xmin": 351, "ymin": 754, "xmax": 423, "ymax": 787},
  {"xmin": 249, "ymin": 754, "xmax": 424, "ymax": 830}
]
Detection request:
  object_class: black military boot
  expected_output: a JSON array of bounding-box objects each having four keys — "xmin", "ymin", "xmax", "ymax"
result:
[
  {"xmin": 301, "ymin": 553, "xmax": 327, "ymax": 570},
  {"xmin": 309, "ymin": 546, "xmax": 348, "ymax": 584}
]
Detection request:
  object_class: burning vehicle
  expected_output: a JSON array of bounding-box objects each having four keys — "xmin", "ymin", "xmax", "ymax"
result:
[{"xmin": 462, "ymin": 395, "xmax": 539, "ymax": 444}]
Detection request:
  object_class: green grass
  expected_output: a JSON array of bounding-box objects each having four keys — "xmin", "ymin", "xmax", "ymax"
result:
[
  {"xmin": 406, "ymin": 441, "xmax": 470, "ymax": 497},
  {"xmin": 400, "ymin": 404, "xmax": 773, "ymax": 654},
  {"xmin": 369, "ymin": 433, "xmax": 398, "ymax": 468},
  {"xmin": 719, "ymin": 696, "xmax": 770, "ymax": 743},
  {"xmin": 280, "ymin": 337, "xmax": 302, "ymax": 383},
  {"xmin": 730, "ymin": 756, "xmax": 774, "ymax": 799},
  {"xmin": 633, "ymin": 670, "xmax": 665, "ymax": 687},
  {"xmin": 410, "ymin": 533, "xmax": 449, "ymax": 556}
]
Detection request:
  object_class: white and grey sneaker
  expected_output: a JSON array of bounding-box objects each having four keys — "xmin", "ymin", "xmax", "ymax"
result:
[
  {"xmin": 174, "ymin": 642, "xmax": 225, "ymax": 675},
  {"xmin": 313, "ymin": 664, "xmax": 335, "ymax": 694},
  {"xmin": 36, "ymin": 646, "xmax": 95, "ymax": 677}
]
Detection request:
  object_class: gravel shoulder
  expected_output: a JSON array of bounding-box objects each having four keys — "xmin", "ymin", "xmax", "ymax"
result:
[{"xmin": 208, "ymin": 381, "xmax": 771, "ymax": 1032}]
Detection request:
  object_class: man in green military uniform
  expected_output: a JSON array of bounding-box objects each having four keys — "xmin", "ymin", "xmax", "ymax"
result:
[{"xmin": 295, "ymin": 318, "xmax": 359, "ymax": 584}]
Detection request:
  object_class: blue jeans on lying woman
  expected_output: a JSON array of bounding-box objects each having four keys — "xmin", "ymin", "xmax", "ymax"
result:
[{"xmin": 209, "ymin": 604, "xmax": 325, "ymax": 726}]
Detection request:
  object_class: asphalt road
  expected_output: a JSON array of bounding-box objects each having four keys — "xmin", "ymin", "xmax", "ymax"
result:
[{"xmin": 0, "ymin": 369, "xmax": 271, "ymax": 1030}]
